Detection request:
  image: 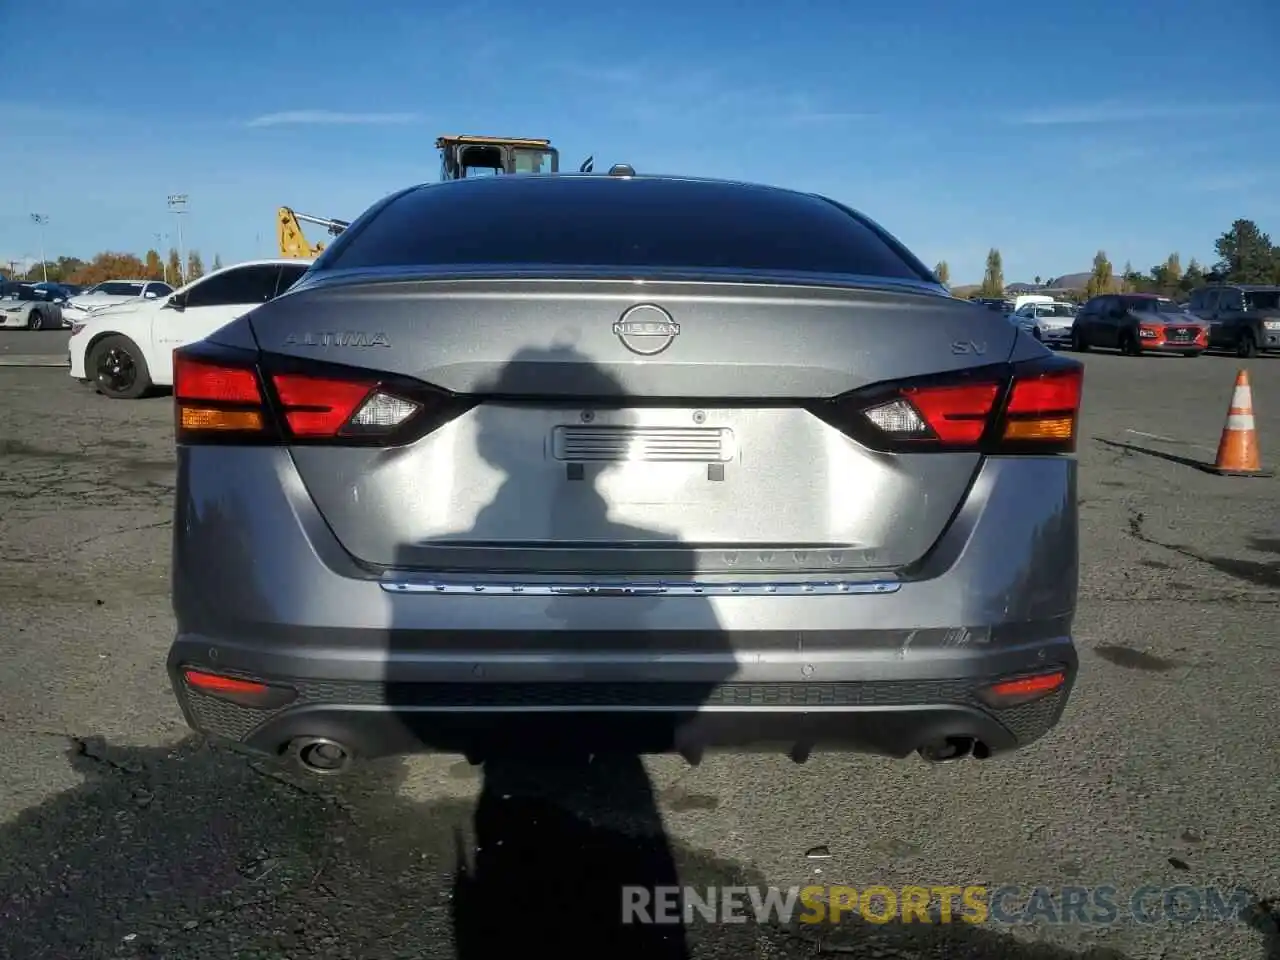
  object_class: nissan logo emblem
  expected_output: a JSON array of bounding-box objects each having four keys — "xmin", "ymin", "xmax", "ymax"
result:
[{"xmin": 613, "ymin": 304, "xmax": 680, "ymax": 356}]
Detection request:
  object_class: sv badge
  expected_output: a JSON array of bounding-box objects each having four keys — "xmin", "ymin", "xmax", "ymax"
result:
[{"xmin": 950, "ymin": 340, "xmax": 987, "ymax": 355}]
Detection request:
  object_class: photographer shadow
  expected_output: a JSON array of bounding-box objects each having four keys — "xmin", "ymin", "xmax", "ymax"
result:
[{"xmin": 387, "ymin": 345, "xmax": 732, "ymax": 958}]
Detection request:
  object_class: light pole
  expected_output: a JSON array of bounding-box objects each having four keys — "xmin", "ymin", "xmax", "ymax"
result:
[
  {"xmin": 167, "ymin": 194, "xmax": 188, "ymax": 285},
  {"xmin": 30, "ymin": 214, "xmax": 49, "ymax": 282},
  {"xmin": 154, "ymin": 233, "xmax": 170, "ymax": 283}
]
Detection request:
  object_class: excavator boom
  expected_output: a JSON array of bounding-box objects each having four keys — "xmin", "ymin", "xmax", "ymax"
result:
[{"xmin": 277, "ymin": 207, "xmax": 349, "ymax": 259}]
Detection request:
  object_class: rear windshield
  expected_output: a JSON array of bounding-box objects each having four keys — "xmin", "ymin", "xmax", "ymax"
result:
[
  {"xmin": 1126, "ymin": 297, "xmax": 1179, "ymax": 313},
  {"xmin": 93, "ymin": 281, "xmax": 146, "ymax": 297},
  {"xmin": 1245, "ymin": 290, "xmax": 1280, "ymax": 311},
  {"xmin": 324, "ymin": 178, "xmax": 929, "ymax": 281},
  {"xmin": 1038, "ymin": 303, "xmax": 1075, "ymax": 317}
]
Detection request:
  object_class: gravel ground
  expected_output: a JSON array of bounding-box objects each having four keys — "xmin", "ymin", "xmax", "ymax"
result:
[{"xmin": 0, "ymin": 346, "xmax": 1277, "ymax": 960}]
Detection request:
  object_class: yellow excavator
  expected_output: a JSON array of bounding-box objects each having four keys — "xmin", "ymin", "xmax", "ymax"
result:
[
  {"xmin": 277, "ymin": 208, "xmax": 350, "ymax": 259},
  {"xmin": 435, "ymin": 133, "xmax": 563, "ymax": 178},
  {"xmin": 278, "ymin": 134, "xmax": 583, "ymax": 258}
]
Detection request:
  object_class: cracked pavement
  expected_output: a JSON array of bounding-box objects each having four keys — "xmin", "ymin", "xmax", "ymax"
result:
[{"xmin": 0, "ymin": 345, "xmax": 1277, "ymax": 959}]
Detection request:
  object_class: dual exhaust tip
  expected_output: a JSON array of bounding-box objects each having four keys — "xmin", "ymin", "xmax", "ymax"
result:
[{"xmin": 917, "ymin": 736, "xmax": 991, "ymax": 763}]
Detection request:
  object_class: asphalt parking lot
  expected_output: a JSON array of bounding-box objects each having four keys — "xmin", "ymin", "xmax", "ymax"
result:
[{"xmin": 1, "ymin": 334, "xmax": 1277, "ymax": 960}]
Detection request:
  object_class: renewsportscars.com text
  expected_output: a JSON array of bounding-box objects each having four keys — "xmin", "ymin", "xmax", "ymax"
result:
[{"xmin": 622, "ymin": 884, "xmax": 1255, "ymax": 926}]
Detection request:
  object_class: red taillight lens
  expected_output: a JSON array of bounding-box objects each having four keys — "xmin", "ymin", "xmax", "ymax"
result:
[
  {"xmin": 174, "ymin": 354, "xmax": 268, "ymax": 438},
  {"xmin": 1003, "ymin": 365, "xmax": 1083, "ymax": 445},
  {"xmin": 271, "ymin": 373, "xmax": 376, "ymax": 436},
  {"xmin": 827, "ymin": 357, "xmax": 1083, "ymax": 454},
  {"xmin": 175, "ymin": 356, "xmax": 261, "ymax": 403},
  {"xmin": 901, "ymin": 383, "xmax": 1001, "ymax": 443}
]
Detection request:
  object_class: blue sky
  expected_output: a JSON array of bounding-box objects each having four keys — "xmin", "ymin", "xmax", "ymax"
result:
[{"xmin": 3, "ymin": 0, "xmax": 1278, "ymax": 284}]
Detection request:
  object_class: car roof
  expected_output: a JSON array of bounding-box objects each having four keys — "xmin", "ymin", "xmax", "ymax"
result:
[
  {"xmin": 410, "ymin": 171, "xmax": 816, "ymax": 200},
  {"xmin": 220, "ymin": 258, "xmax": 314, "ymax": 267}
]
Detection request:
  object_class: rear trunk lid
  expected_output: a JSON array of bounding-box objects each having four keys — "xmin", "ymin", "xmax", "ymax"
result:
[{"xmin": 247, "ymin": 276, "xmax": 1021, "ymax": 576}]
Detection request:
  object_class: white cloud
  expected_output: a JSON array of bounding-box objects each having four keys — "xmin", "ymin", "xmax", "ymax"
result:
[
  {"xmin": 1004, "ymin": 101, "xmax": 1276, "ymax": 126},
  {"xmin": 1186, "ymin": 171, "xmax": 1267, "ymax": 193},
  {"xmin": 246, "ymin": 110, "xmax": 423, "ymax": 128}
]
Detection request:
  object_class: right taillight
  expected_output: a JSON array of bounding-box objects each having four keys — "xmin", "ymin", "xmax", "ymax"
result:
[
  {"xmin": 813, "ymin": 356, "xmax": 1083, "ymax": 455},
  {"xmin": 1001, "ymin": 363, "xmax": 1083, "ymax": 446},
  {"xmin": 173, "ymin": 342, "xmax": 474, "ymax": 446}
]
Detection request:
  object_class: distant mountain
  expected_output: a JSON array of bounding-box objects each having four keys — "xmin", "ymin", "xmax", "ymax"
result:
[{"xmin": 1047, "ymin": 273, "xmax": 1091, "ymax": 290}]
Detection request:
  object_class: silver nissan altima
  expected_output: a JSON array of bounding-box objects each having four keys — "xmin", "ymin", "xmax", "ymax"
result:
[{"xmin": 166, "ymin": 172, "xmax": 1083, "ymax": 775}]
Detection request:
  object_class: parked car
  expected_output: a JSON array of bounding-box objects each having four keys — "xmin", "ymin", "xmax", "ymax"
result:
[
  {"xmin": 0, "ymin": 282, "xmax": 64, "ymax": 329},
  {"xmin": 1010, "ymin": 300, "xmax": 1076, "ymax": 347},
  {"xmin": 165, "ymin": 173, "xmax": 1084, "ymax": 775},
  {"xmin": 971, "ymin": 296, "xmax": 1014, "ymax": 314},
  {"xmin": 68, "ymin": 259, "xmax": 310, "ymax": 398},
  {"xmin": 1187, "ymin": 284, "xmax": 1280, "ymax": 357},
  {"xmin": 62, "ymin": 279, "xmax": 175, "ymax": 326},
  {"xmin": 1071, "ymin": 293, "xmax": 1207, "ymax": 356}
]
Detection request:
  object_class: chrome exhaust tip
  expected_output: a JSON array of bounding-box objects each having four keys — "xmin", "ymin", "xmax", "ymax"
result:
[
  {"xmin": 918, "ymin": 736, "xmax": 983, "ymax": 763},
  {"xmin": 291, "ymin": 737, "xmax": 353, "ymax": 775}
]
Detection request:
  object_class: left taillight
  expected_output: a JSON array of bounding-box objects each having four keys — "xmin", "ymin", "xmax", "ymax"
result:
[
  {"xmin": 174, "ymin": 350, "xmax": 270, "ymax": 440},
  {"xmin": 173, "ymin": 342, "xmax": 468, "ymax": 446}
]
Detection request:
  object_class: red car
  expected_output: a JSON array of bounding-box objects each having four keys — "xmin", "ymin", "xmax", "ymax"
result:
[{"xmin": 1071, "ymin": 294, "xmax": 1208, "ymax": 356}]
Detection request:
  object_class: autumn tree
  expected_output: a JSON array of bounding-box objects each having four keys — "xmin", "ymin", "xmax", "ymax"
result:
[
  {"xmin": 1181, "ymin": 258, "xmax": 1206, "ymax": 293},
  {"xmin": 1214, "ymin": 219, "xmax": 1276, "ymax": 283},
  {"xmin": 1147, "ymin": 253, "xmax": 1182, "ymax": 295},
  {"xmin": 979, "ymin": 248, "xmax": 1004, "ymax": 297},
  {"xmin": 1119, "ymin": 260, "xmax": 1134, "ymax": 293},
  {"xmin": 144, "ymin": 249, "xmax": 165, "ymax": 282},
  {"xmin": 21, "ymin": 255, "xmax": 86, "ymax": 283},
  {"xmin": 168, "ymin": 249, "xmax": 184, "ymax": 286},
  {"xmin": 66, "ymin": 252, "xmax": 149, "ymax": 286},
  {"xmin": 1085, "ymin": 251, "xmax": 1114, "ymax": 298},
  {"xmin": 933, "ymin": 261, "xmax": 950, "ymax": 285},
  {"xmin": 187, "ymin": 251, "xmax": 205, "ymax": 281},
  {"xmin": 212, "ymin": 254, "xmax": 224, "ymax": 271}
]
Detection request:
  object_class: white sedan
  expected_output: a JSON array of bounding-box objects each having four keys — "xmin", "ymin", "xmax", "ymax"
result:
[
  {"xmin": 1010, "ymin": 300, "xmax": 1077, "ymax": 347},
  {"xmin": 69, "ymin": 258, "xmax": 311, "ymax": 399},
  {"xmin": 61, "ymin": 279, "xmax": 175, "ymax": 326}
]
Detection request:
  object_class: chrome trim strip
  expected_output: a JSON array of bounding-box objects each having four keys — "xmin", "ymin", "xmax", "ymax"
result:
[{"xmin": 380, "ymin": 579, "xmax": 902, "ymax": 597}]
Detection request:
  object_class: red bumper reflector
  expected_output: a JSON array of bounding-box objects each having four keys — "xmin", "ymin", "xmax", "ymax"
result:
[
  {"xmin": 182, "ymin": 669, "xmax": 297, "ymax": 709},
  {"xmin": 979, "ymin": 670, "xmax": 1067, "ymax": 708},
  {"xmin": 184, "ymin": 669, "xmax": 268, "ymax": 695}
]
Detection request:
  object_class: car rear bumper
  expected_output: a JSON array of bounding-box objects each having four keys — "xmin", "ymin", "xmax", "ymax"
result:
[
  {"xmin": 168, "ymin": 447, "xmax": 1080, "ymax": 763},
  {"xmin": 169, "ymin": 640, "xmax": 1077, "ymax": 761}
]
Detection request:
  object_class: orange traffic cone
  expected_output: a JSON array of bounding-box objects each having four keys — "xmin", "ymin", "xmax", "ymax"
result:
[{"xmin": 1210, "ymin": 369, "xmax": 1272, "ymax": 477}]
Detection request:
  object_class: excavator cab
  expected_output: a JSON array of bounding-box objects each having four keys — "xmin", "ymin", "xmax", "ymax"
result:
[{"xmin": 437, "ymin": 135, "xmax": 559, "ymax": 180}]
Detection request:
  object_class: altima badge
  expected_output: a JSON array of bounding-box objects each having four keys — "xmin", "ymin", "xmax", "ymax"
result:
[{"xmin": 284, "ymin": 331, "xmax": 391, "ymax": 347}]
